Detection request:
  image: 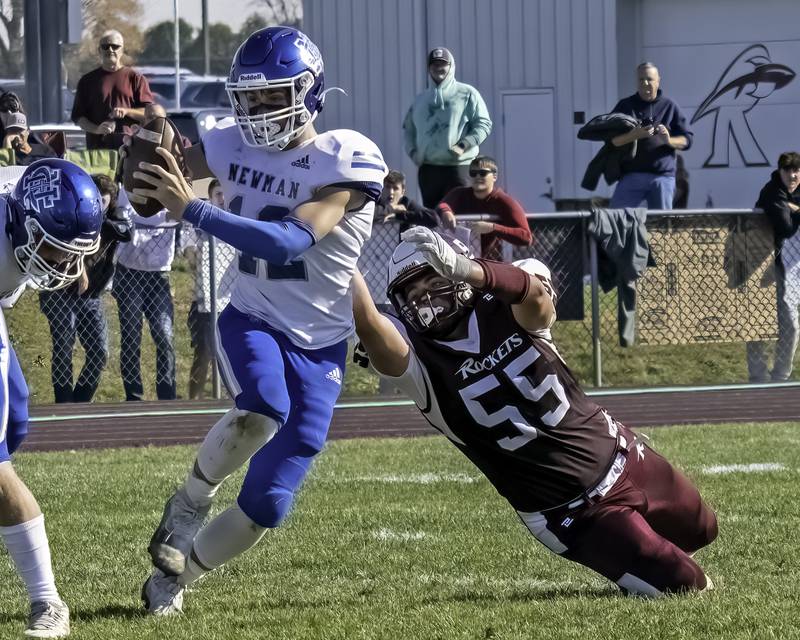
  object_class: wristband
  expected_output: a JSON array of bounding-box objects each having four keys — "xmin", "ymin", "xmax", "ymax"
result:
[{"xmin": 475, "ymin": 259, "xmax": 530, "ymax": 304}]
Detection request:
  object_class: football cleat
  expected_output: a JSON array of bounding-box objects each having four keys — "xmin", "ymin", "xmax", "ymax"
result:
[
  {"xmin": 141, "ymin": 569, "xmax": 184, "ymax": 616},
  {"xmin": 148, "ymin": 488, "xmax": 210, "ymax": 576},
  {"xmin": 24, "ymin": 599, "xmax": 70, "ymax": 638}
]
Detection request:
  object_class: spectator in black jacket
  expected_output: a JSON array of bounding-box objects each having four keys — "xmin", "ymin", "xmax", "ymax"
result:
[
  {"xmin": 747, "ymin": 152, "xmax": 800, "ymax": 382},
  {"xmin": 375, "ymin": 170, "xmax": 437, "ymax": 234},
  {"xmin": 39, "ymin": 174, "xmax": 133, "ymax": 402}
]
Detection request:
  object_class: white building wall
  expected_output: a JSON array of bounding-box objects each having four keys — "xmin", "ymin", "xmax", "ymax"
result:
[
  {"xmin": 622, "ymin": 0, "xmax": 800, "ymax": 208},
  {"xmin": 302, "ymin": 0, "xmax": 617, "ymax": 204}
]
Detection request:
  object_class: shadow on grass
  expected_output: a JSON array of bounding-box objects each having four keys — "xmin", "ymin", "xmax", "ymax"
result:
[
  {"xmin": 74, "ymin": 603, "xmax": 146, "ymax": 622},
  {"xmin": 418, "ymin": 585, "xmax": 618, "ymax": 605}
]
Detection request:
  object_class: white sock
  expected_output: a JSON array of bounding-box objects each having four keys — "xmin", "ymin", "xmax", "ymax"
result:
[
  {"xmin": 0, "ymin": 515, "xmax": 60, "ymax": 603},
  {"xmin": 179, "ymin": 506, "xmax": 267, "ymax": 587},
  {"xmin": 184, "ymin": 409, "xmax": 279, "ymax": 507}
]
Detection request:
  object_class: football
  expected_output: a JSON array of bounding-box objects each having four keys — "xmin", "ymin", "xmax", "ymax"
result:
[{"xmin": 119, "ymin": 116, "xmax": 189, "ymax": 217}]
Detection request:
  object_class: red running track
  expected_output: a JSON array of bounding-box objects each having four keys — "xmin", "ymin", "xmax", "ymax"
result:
[{"xmin": 20, "ymin": 385, "xmax": 800, "ymax": 453}]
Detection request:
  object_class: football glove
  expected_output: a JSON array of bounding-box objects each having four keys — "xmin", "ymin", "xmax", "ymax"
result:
[{"xmin": 400, "ymin": 226, "xmax": 473, "ymax": 282}]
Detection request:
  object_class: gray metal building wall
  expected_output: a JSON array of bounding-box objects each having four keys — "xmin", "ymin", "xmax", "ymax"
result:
[{"xmin": 303, "ymin": 0, "xmax": 617, "ymax": 201}]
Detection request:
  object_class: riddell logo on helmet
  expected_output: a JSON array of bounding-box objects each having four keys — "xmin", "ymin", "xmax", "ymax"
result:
[{"xmin": 239, "ymin": 73, "xmax": 266, "ymax": 82}]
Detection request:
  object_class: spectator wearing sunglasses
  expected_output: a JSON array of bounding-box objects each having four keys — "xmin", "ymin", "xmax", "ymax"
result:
[
  {"xmin": 436, "ymin": 156, "xmax": 532, "ymax": 261},
  {"xmin": 71, "ymin": 30, "xmax": 153, "ymax": 150}
]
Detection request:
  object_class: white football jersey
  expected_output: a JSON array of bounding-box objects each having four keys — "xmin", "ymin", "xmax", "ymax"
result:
[{"xmin": 203, "ymin": 118, "xmax": 388, "ymax": 348}]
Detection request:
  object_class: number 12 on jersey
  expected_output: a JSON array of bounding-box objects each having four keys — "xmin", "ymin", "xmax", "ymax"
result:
[{"xmin": 228, "ymin": 195, "xmax": 308, "ymax": 281}]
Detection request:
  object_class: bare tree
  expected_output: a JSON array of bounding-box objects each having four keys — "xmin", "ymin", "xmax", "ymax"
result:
[
  {"xmin": 63, "ymin": 0, "xmax": 145, "ymax": 87},
  {"xmin": 250, "ymin": 0, "xmax": 303, "ymax": 28},
  {"xmin": 0, "ymin": 0, "xmax": 24, "ymax": 78}
]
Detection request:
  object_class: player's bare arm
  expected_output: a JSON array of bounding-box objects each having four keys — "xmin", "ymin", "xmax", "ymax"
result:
[
  {"xmin": 401, "ymin": 226, "xmax": 555, "ymax": 332},
  {"xmin": 292, "ymin": 186, "xmax": 367, "ymax": 240},
  {"xmin": 351, "ymin": 269, "xmax": 410, "ymax": 377}
]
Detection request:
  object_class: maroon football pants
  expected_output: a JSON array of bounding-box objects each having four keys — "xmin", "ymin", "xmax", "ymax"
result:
[{"xmin": 518, "ymin": 441, "xmax": 718, "ymax": 596}]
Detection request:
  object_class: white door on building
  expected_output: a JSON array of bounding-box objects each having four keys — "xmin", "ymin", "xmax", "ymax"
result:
[{"xmin": 501, "ymin": 90, "xmax": 556, "ymax": 213}]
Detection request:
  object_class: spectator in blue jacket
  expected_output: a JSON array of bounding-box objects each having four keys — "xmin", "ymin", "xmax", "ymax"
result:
[{"xmin": 609, "ymin": 63, "xmax": 692, "ymax": 210}]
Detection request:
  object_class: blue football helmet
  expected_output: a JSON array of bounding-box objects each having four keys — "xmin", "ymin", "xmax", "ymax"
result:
[
  {"xmin": 7, "ymin": 159, "xmax": 102, "ymax": 290},
  {"xmin": 226, "ymin": 26, "xmax": 325, "ymax": 150}
]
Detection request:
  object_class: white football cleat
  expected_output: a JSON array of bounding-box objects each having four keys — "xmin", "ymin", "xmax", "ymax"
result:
[
  {"xmin": 24, "ymin": 599, "xmax": 70, "ymax": 638},
  {"xmin": 148, "ymin": 488, "xmax": 209, "ymax": 576},
  {"xmin": 141, "ymin": 569, "xmax": 185, "ymax": 616}
]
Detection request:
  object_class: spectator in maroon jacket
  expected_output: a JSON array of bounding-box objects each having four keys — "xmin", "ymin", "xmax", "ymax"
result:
[
  {"xmin": 436, "ymin": 156, "xmax": 532, "ymax": 261},
  {"xmin": 71, "ymin": 30, "xmax": 154, "ymax": 150}
]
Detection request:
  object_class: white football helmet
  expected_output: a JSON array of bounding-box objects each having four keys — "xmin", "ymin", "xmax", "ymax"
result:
[{"xmin": 387, "ymin": 235, "xmax": 475, "ymax": 334}]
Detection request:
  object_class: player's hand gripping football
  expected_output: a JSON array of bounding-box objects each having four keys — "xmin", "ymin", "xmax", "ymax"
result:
[
  {"xmin": 132, "ymin": 147, "xmax": 196, "ymax": 221},
  {"xmin": 400, "ymin": 226, "xmax": 473, "ymax": 282}
]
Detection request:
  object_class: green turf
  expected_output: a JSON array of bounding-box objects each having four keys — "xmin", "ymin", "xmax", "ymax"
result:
[{"xmin": 1, "ymin": 422, "xmax": 798, "ymax": 639}]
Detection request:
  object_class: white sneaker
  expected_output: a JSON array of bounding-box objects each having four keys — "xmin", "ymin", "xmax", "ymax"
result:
[
  {"xmin": 24, "ymin": 599, "xmax": 70, "ymax": 638},
  {"xmin": 148, "ymin": 488, "xmax": 209, "ymax": 575},
  {"xmin": 141, "ymin": 569, "xmax": 184, "ymax": 616}
]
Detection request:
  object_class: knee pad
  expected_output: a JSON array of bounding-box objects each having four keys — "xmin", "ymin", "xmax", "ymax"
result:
[
  {"xmin": 232, "ymin": 410, "xmax": 280, "ymax": 444},
  {"xmin": 238, "ymin": 485, "xmax": 296, "ymax": 529}
]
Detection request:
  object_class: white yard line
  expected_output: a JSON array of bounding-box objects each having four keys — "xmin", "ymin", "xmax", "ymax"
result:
[
  {"xmin": 701, "ymin": 462, "xmax": 787, "ymax": 475},
  {"xmin": 345, "ymin": 472, "xmax": 481, "ymax": 484},
  {"xmin": 371, "ymin": 528, "xmax": 427, "ymax": 542}
]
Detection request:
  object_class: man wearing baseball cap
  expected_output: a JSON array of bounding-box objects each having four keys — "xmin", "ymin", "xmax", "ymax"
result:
[
  {"xmin": 403, "ymin": 46, "xmax": 493, "ymax": 208},
  {"xmin": 0, "ymin": 111, "xmax": 57, "ymax": 166}
]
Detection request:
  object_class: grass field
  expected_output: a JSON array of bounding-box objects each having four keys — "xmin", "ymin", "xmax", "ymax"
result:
[{"xmin": 1, "ymin": 421, "xmax": 798, "ymax": 639}]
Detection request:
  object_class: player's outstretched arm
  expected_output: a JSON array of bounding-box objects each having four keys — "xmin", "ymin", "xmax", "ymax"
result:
[
  {"xmin": 351, "ymin": 269, "xmax": 410, "ymax": 377},
  {"xmin": 133, "ymin": 147, "xmax": 331, "ymax": 265},
  {"xmin": 400, "ymin": 226, "xmax": 555, "ymax": 332}
]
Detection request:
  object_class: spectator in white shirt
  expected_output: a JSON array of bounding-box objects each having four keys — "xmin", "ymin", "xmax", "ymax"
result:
[{"xmin": 112, "ymin": 189, "xmax": 178, "ymax": 400}]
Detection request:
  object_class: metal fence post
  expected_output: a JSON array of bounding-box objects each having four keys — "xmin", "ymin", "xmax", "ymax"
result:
[
  {"xmin": 209, "ymin": 234, "xmax": 221, "ymax": 399},
  {"xmin": 589, "ymin": 234, "xmax": 602, "ymax": 387}
]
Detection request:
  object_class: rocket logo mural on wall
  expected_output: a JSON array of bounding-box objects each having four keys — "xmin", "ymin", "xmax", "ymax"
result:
[{"xmin": 691, "ymin": 44, "xmax": 795, "ymax": 168}]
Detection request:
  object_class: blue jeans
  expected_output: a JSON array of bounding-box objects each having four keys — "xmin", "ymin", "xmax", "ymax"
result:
[
  {"xmin": 610, "ymin": 172, "xmax": 675, "ymax": 210},
  {"xmin": 113, "ymin": 266, "xmax": 176, "ymax": 401},
  {"xmin": 39, "ymin": 290, "xmax": 109, "ymax": 403}
]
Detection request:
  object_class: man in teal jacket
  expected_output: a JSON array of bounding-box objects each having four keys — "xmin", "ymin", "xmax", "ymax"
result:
[{"xmin": 403, "ymin": 47, "xmax": 492, "ymax": 208}]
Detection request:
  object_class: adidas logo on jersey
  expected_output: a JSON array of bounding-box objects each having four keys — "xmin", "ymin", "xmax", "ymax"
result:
[
  {"xmin": 291, "ymin": 154, "xmax": 311, "ymax": 170},
  {"xmin": 325, "ymin": 367, "xmax": 342, "ymax": 385}
]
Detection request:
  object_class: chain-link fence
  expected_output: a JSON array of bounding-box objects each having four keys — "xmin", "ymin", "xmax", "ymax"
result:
[
  {"xmin": 358, "ymin": 209, "xmax": 796, "ymax": 389},
  {"xmin": 6, "ymin": 207, "xmax": 798, "ymax": 405}
]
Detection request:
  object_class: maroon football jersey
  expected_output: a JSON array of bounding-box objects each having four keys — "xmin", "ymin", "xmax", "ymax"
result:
[{"xmin": 400, "ymin": 292, "xmax": 618, "ymax": 512}]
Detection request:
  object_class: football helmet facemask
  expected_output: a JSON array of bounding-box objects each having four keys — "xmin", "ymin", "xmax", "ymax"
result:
[
  {"xmin": 387, "ymin": 236, "xmax": 475, "ymax": 335},
  {"xmin": 227, "ymin": 26, "xmax": 325, "ymax": 151}
]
